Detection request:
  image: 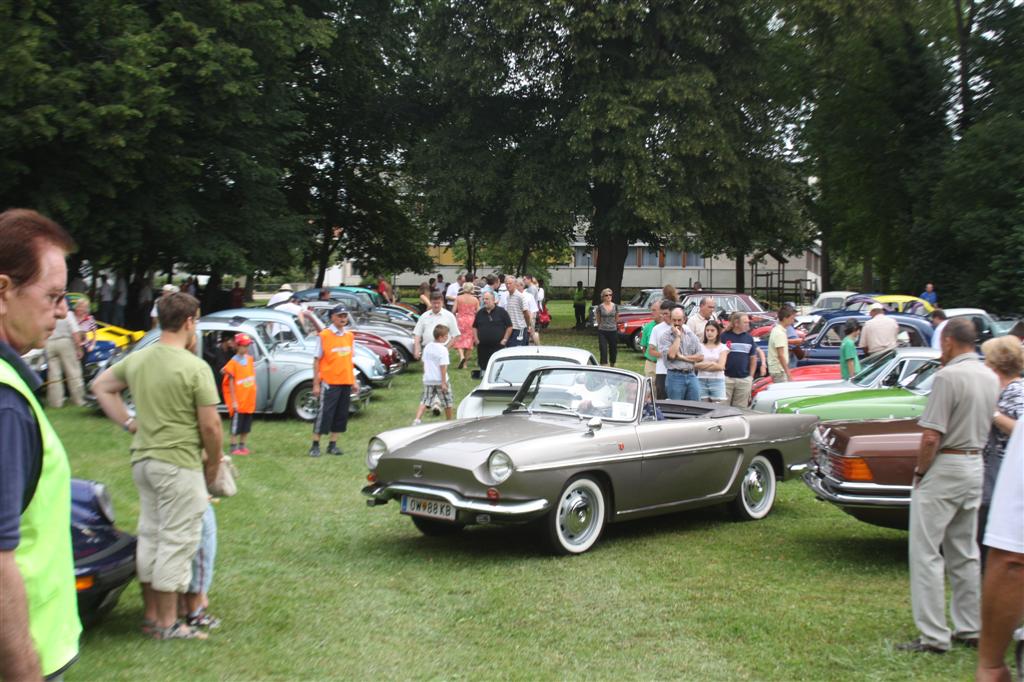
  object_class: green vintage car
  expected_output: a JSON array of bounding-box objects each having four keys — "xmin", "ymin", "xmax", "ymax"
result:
[{"xmin": 774, "ymin": 360, "xmax": 938, "ymax": 420}]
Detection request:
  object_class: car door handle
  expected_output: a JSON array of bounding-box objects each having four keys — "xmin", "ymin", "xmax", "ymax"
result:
[{"xmin": 707, "ymin": 424, "xmax": 722, "ymax": 432}]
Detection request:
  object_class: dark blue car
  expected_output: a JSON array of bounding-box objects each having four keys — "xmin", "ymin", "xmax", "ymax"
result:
[
  {"xmin": 796, "ymin": 311, "xmax": 934, "ymax": 366},
  {"xmin": 72, "ymin": 479, "xmax": 136, "ymax": 627}
]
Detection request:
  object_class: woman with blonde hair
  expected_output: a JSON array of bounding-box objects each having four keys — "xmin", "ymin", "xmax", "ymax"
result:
[
  {"xmin": 452, "ymin": 282, "xmax": 479, "ymax": 369},
  {"xmin": 979, "ymin": 334, "xmax": 1024, "ymax": 562},
  {"xmin": 595, "ymin": 288, "xmax": 620, "ymax": 366}
]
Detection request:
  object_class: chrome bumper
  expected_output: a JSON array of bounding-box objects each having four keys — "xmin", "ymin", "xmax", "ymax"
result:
[
  {"xmin": 802, "ymin": 470, "xmax": 910, "ymax": 508},
  {"xmin": 361, "ymin": 483, "xmax": 549, "ymax": 517}
]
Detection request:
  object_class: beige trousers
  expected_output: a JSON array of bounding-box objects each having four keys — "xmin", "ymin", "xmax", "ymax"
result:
[
  {"xmin": 725, "ymin": 376, "xmax": 753, "ymax": 407},
  {"xmin": 45, "ymin": 336, "xmax": 85, "ymax": 407},
  {"xmin": 643, "ymin": 360, "xmax": 657, "ymax": 379},
  {"xmin": 132, "ymin": 459, "xmax": 208, "ymax": 593},
  {"xmin": 908, "ymin": 453, "xmax": 983, "ymax": 649}
]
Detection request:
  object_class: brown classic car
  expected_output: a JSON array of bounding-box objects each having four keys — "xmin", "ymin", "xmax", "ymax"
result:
[{"xmin": 803, "ymin": 419, "xmax": 922, "ymax": 530}]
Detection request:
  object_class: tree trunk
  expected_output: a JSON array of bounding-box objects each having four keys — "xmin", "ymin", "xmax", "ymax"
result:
[
  {"xmin": 204, "ymin": 267, "xmax": 223, "ymax": 312},
  {"xmin": 820, "ymin": 234, "xmax": 831, "ymax": 292},
  {"xmin": 734, "ymin": 251, "xmax": 746, "ymax": 292},
  {"xmin": 517, "ymin": 243, "xmax": 530, "ymax": 276},
  {"xmin": 861, "ymin": 252, "xmax": 874, "ymax": 292},
  {"xmin": 953, "ymin": 0, "xmax": 976, "ymax": 133},
  {"xmin": 315, "ymin": 223, "xmax": 333, "ymax": 288},
  {"xmin": 243, "ymin": 270, "xmax": 257, "ymax": 303}
]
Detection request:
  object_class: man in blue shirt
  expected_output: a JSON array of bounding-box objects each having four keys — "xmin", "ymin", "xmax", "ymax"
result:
[
  {"xmin": 920, "ymin": 282, "xmax": 938, "ymax": 307},
  {"xmin": 721, "ymin": 312, "xmax": 758, "ymax": 407}
]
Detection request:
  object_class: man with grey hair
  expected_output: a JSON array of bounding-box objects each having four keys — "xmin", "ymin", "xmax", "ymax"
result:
[
  {"xmin": 898, "ymin": 317, "xmax": 1000, "ymax": 654},
  {"xmin": 687, "ymin": 296, "xmax": 715, "ymax": 338},
  {"xmin": 505, "ymin": 278, "xmax": 532, "ymax": 346},
  {"xmin": 472, "ymin": 291, "xmax": 513, "ymax": 371}
]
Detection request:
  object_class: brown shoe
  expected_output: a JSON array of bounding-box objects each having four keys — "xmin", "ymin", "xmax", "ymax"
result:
[{"xmin": 896, "ymin": 638, "xmax": 947, "ymax": 654}]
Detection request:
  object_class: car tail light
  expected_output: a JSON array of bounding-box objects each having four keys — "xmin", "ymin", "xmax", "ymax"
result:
[
  {"xmin": 76, "ymin": 576, "xmax": 95, "ymax": 591},
  {"xmin": 830, "ymin": 455, "xmax": 874, "ymax": 482},
  {"xmin": 366, "ymin": 472, "xmax": 377, "ymax": 483},
  {"xmin": 487, "ymin": 487, "xmax": 501, "ymax": 502}
]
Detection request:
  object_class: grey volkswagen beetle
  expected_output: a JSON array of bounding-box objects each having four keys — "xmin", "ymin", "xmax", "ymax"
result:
[{"xmin": 363, "ymin": 366, "xmax": 818, "ymax": 554}]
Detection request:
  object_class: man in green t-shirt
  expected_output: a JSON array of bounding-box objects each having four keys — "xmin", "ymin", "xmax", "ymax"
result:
[
  {"xmin": 93, "ymin": 292, "xmax": 222, "ymax": 640},
  {"xmin": 839, "ymin": 319, "xmax": 862, "ymax": 380},
  {"xmin": 639, "ymin": 300, "xmax": 664, "ymax": 378}
]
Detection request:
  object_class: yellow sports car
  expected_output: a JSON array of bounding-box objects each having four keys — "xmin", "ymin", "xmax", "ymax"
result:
[{"xmin": 95, "ymin": 323, "xmax": 145, "ymax": 347}]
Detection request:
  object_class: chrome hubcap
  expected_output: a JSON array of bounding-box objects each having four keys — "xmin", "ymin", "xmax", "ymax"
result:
[
  {"xmin": 297, "ymin": 391, "xmax": 318, "ymax": 420},
  {"xmin": 743, "ymin": 462, "xmax": 770, "ymax": 512},
  {"xmin": 560, "ymin": 488, "xmax": 596, "ymax": 544}
]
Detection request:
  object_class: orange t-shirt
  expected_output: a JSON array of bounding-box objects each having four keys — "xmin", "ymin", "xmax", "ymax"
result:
[
  {"xmin": 222, "ymin": 355, "xmax": 257, "ymax": 415},
  {"xmin": 319, "ymin": 328, "xmax": 355, "ymax": 385}
]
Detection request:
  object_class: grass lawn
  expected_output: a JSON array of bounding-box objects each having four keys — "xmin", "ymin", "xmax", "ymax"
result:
[{"xmin": 57, "ymin": 300, "xmax": 979, "ymax": 680}]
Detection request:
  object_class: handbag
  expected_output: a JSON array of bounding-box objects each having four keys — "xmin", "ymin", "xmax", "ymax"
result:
[{"xmin": 208, "ymin": 454, "xmax": 239, "ymax": 498}]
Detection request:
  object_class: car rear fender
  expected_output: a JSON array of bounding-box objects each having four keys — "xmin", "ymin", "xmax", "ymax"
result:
[{"xmin": 753, "ymin": 449, "xmax": 784, "ymax": 480}]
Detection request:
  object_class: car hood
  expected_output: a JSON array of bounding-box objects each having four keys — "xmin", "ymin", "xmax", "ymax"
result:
[
  {"xmin": 780, "ymin": 388, "xmax": 927, "ymax": 420},
  {"xmin": 388, "ymin": 413, "xmax": 584, "ymax": 466}
]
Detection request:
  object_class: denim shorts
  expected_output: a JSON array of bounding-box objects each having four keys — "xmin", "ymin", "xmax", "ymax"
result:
[{"xmin": 698, "ymin": 377, "xmax": 726, "ymax": 401}]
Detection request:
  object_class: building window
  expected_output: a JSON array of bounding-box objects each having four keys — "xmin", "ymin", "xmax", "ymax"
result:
[
  {"xmin": 663, "ymin": 249, "xmax": 682, "ymax": 268},
  {"xmin": 573, "ymin": 247, "xmax": 593, "ymax": 267},
  {"xmin": 641, "ymin": 247, "xmax": 660, "ymax": 267},
  {"xmin": 685, "ymin": 252, "xmax": 704, "ymax": 267}
]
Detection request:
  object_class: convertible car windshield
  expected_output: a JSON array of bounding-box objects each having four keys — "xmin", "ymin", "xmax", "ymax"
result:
[
  {"xmin": 901, "ymin": 360, "xmax": 940, "ymax": 392},
  {"xmin": 513, "ymin": 368, "xmax": 639, "ymax": 421},
  {"xmin": 489, "ymin": 356, "xmax": 585, "ymax": 386}
]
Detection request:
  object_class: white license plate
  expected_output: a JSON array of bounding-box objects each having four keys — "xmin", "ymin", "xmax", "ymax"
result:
[{"xmin": 401, "ymin": 495, "xmax": 456, "ymax": 521}]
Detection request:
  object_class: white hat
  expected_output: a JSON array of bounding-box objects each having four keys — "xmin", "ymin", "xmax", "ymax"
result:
[
  {"xmin": 162, "ymin": 284, "xmax": 179, "ymax": 294},
  {"xmin": 278, "ymin": 283, "xmax": 293, "ymax": 292},
  {"xmin": 868, "ymin": 302, "xmax": 885, "ymax": 312}
]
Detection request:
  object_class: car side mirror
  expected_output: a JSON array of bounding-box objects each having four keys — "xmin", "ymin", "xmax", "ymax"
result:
[
  {"xmin": 882, "ymin": 372, "xmax": 899, "ymax": 387},
  {"xmin": 586, "ymin": 417, "xmax": 603, "ymax": 436}
]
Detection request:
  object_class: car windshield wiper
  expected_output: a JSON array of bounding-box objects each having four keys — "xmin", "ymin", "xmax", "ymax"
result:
[{"xmin": 538, "ymin": 403, "xmax": 583, "ymax": 420}]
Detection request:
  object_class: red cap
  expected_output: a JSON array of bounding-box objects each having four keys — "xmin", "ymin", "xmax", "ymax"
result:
[{"xmin": 234, "ymin": 333, "xmax": 252, "ymax": 346}]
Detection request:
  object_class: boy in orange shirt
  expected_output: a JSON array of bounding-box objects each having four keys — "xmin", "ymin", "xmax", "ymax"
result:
[{"xmin": 222, "ymin": 333, "xmax": 257, "ymax": 455}]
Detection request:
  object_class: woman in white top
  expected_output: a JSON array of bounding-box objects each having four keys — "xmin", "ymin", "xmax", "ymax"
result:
[{"xmin": 696, "ymin": 321, "xmax": 728, "ymax": 403}]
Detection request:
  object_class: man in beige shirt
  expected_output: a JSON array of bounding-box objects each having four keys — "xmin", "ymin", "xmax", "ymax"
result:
[
  {"xmin": 898, "ymin": 318, "xmax": 999, "ymax": 654},
  {"xmin": 686, "ymin": 296, "xmax": 714, "ymax": 339},
  {"xmin": 859, "ymin": 303, "xmax": 899, "ymax": 355}
]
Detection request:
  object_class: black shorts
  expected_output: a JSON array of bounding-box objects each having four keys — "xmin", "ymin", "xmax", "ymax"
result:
[
  {"xmin": 314, "ymin": 384, "xmax": 351, "ymax": 435},
  {"xmin": 230, "ymin": 412, "xmax": 254, "ymax": 436}
]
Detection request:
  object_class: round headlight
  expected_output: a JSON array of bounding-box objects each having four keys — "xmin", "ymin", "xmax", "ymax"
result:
[
  {"xmin": 92, "ymin": 481, "xmax": 115, "ymax": 524},
  {"xmin": 488, "ymin": 450, "xmax": 514, "ymax": 484},
  {"xmin": 366, "ymin": 437, "xmax": 388, "ymax": 470}
]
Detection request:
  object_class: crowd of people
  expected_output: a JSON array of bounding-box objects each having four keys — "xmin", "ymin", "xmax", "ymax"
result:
[{"xmin": 2, "ymin": 208, "xmax": 1021, "ymax": 678}]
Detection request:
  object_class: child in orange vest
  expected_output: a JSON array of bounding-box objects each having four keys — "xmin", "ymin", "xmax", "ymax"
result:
[{"xmin": 222, "ymin": 333, "xmax": 257, "ymax": 455}]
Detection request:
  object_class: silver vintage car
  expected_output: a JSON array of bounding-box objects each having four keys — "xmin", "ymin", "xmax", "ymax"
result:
[{"xmin": 363, "ymin": 366, "xmax": 818, "ymax": 554}]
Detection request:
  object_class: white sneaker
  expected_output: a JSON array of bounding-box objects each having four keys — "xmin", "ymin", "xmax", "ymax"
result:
[{"xmin": 412, "ymin": 419, "xmax": 421, "ymax": 425}]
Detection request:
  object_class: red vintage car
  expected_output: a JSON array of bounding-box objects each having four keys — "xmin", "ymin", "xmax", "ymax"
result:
[
  {"xmin": 750, "ymin": 364, "xmax": 842, "ymax": 400},
  {"xmin": 803, "ymin": 418, "xmax": 920, "ymax": 530}
]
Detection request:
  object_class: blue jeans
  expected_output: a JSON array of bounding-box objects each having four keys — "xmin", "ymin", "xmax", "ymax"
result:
[
  {"xmin": 188, "ymin": 503, "xmax": 217, "ymax": 594},
  {"xmin": 666, "ymin": 371, "xmax": 700, "ymax": 401}
]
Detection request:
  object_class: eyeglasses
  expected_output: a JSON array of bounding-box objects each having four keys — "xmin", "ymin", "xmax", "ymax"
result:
[{"xmin": 27, "ymin": 284, "xmax": 68, "ymax": 308}]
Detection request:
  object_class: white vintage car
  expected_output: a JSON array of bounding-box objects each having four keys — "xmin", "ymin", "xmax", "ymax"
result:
[{"xmin": 455, "ymin": 346, "xmax": 596, "ymax": 419}]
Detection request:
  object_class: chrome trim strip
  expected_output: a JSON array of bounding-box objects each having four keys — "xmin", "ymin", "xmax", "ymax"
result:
[
  {"xmin": 361, "ymin": 483, "xmax": 549, "ymax": 515},
  {"xmin": 803, "ymin": 472, "xmax": 910, "ymax": 507}
]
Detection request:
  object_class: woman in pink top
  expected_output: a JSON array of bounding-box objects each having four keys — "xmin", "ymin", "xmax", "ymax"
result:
[{"xmin": 453, "ymin": 282, "xmax": 479, "ymax": 369}]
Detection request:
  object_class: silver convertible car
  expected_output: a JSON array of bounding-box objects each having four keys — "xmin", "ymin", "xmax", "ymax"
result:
[{"xmin": 363, "ymin": 366, "xmax": 818, "ymax": 554}]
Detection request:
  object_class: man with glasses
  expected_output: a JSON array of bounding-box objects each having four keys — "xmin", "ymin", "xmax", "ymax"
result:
[{"xmin": 0, "ymin": 209, "xmax": 82, "ymax": 678}]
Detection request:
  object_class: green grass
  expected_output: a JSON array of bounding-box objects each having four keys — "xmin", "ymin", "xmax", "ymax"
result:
[{"xmin": 56, "ymin": 300, "xmax": 977, "ymax": 680}]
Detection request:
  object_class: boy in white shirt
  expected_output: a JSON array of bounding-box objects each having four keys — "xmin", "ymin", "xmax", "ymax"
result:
[{"xmin": 413, "ymin": 325, "xmax": 453, "ymax": 424}]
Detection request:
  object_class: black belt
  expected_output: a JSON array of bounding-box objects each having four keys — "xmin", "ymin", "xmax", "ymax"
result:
[{"xmin": 668, "ymin": 369, "xmax": 694, "ymax": 374}]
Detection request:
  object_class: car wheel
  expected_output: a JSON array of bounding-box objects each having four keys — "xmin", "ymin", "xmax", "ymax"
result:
[
  {"xmin": 730, "ymin": 454, "xmax": 777, "ymax": 521},
  {"xmin": 393, "ymin": 344, "xmax": 414, "ymax": 365},
  {"xmin": 545, "ymin": 475, "xmax": 606, "ymax": 555},
  {"xmin": 629, "ymin": 329, "xmax": 643, "ymax": 352},
  {"xmin": 411, "ymin": 516, "xmax": 465, "ymax": 536},
  {"xmin": 288, "ymin": 382, "xmax": 318, "ymax": 422}
]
